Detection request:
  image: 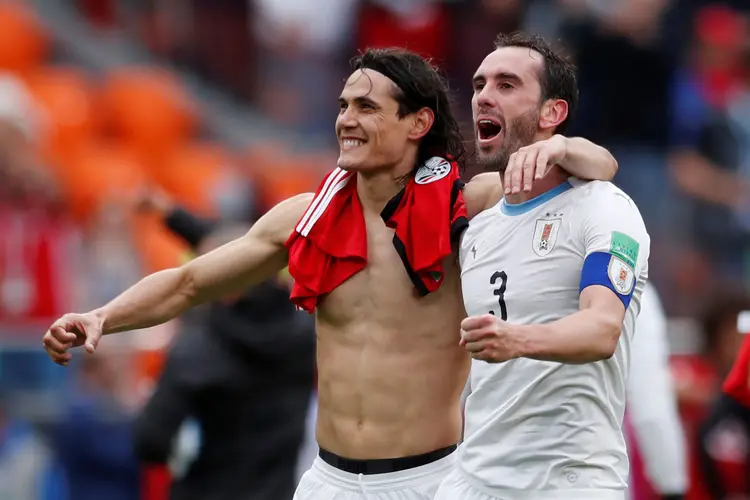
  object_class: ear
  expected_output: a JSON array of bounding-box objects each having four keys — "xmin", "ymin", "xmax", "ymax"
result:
[
  {"xmin": 539, "ymin": 99, "xmax": 568, "ymax": 132},
  {"xmin": 408, "ymin": 107, "xmax": 435, "ymax": 141}
]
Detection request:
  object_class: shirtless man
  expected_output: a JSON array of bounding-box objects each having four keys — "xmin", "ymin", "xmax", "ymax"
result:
[{"xmin": 42, "ymin": 48, "xmax": 617, "ymax": 499}]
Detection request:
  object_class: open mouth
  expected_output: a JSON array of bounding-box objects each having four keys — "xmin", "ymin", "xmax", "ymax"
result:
[{"xmin": 477, "ymin": 119, "xmax": 503, "ymax": 141}]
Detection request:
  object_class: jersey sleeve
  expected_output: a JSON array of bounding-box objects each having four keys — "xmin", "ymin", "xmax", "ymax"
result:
[{"xmin": 577, "ymin": 184, "xmax": 650, "ymax": 308}]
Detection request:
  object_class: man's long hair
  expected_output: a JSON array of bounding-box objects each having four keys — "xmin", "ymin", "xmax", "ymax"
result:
[{"xmin": 351, "ymin": 48, "xmax": 466, "ymax": 172}]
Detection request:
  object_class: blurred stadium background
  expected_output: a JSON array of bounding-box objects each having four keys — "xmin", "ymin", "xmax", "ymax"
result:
[{"xmin": 0, "ymin": 0, "xmax": 749, "ymax": 499}]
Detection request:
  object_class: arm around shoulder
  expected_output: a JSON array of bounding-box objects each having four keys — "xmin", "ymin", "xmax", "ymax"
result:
[{"xmin": 559, "ymin": 136, "xmax": 618, "ymax": 182}]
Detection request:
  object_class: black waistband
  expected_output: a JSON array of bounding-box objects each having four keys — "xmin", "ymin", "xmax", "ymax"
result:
[{"xmin": 318, "ymin": 444, "xmax": 457, "ymax": 475}]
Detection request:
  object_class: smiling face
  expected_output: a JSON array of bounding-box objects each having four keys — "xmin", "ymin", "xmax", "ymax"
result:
[
  {"xmin": 336, "ymin": 69, "xmax": 424, "ymax": 173},
  {"xmin": 471, "ymin": 47, "xmax": 547, "ymax": 172}
]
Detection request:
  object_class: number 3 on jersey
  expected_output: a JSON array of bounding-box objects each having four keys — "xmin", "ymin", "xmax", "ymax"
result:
[{"xmin": 489, "ymin": 271, "xmax": 508, "ymax": 320}]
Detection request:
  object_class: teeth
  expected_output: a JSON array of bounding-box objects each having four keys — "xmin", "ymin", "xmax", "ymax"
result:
[
  {"xmin": 479, "ymin": 120, "xmax": 495, "ymax": 126},
  {"xmin": 342, "ymin": 139, "xmax": 364, "ymax": 148}
]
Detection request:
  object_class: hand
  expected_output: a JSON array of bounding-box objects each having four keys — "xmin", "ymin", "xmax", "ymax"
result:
[
  {"xmin": 504, "ymin": 135, "xmax": 568, "ymax": 195},
  {"xmin": 460, "ymin": 314, "xmax": 525, "ymax": 363},
  {"xmin": 42, "ymin": 312, "xmax": 104, "ymax": 366}
]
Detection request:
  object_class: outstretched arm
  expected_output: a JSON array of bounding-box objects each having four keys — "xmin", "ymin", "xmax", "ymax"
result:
[
  {"xmin": 99, "ymin": 193, "xmax": 311, "ymax": 334},
  {"xmin": 43, "ymin": 193, "xmax": 312, "ymax": 363}
]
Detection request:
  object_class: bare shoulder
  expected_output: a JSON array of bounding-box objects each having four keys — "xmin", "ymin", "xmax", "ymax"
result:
[
  {"xmin": 463, "ymin": 172, "xmax": 503, "ymax": 219},
  {"xmin": 251, "ymin": 192, "xmax": 315, "ymax": 245}
]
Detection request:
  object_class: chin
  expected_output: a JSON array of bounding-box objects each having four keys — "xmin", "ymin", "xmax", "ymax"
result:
[{"xmin": 337, "ymin": 153, "xmax": 372, "ymax": 172}]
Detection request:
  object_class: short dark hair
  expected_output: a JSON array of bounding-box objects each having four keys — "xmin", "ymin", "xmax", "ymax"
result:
[
  {"xmin": 494, "ymin": 32, "xmax": 579, "ymax": 134},
  {"xmin": 351, "ymin": 48, "xmax": 466, "ymax": 171}
]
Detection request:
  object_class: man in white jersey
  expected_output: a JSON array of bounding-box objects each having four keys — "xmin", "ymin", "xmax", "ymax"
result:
[
  {"xmin": 436, "ymin": 32, "xmax": 651, "ymax": 500},
  {"xmin": 627, "ymin": 283, "xmax": 687, "ymax": 500}
]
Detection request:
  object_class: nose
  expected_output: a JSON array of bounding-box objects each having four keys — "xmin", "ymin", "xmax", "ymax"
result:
[
  {"xmin": 475, "ymin": 85, "xmax": 497, "ymax": 110},
  {"xmin": 336, "ymin": 106, "xmax": 358, "ymax": 131}
]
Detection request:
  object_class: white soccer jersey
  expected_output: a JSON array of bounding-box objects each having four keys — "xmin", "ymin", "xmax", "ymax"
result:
[{"xmin": 458, "ymin": 178, "xmax": 650, "ymax": 497}]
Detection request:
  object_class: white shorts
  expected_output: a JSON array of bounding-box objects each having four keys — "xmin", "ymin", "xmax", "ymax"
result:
[
  {"xmin": 436, "ymin": 469, "xmax": 626, "ymax": 500},
  {"xmin": 293, "ymin": 448, "xmax": 456, "ymax": 500}
]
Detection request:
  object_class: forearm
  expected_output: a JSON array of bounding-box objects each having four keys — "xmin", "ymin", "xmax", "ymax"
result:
[
  {"xmin": 95, "ymin": 267, "xmax": 195, "ymax": 335},
  {"xmin": 519, "ymin": 309, "xmax": 620, "ymax": 363},
  {"xmin": 560, "ymin": 136, "xmax": 618, "ymax": 181}
]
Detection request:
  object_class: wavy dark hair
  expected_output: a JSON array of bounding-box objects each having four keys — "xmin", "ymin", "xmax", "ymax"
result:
[{"xmin": 351, "ymin": 48, "xmax": 466, "ymax": 172}]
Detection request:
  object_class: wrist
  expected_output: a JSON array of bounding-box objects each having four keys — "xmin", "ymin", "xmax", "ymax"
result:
[
  {"xmin": 515, "ymin": 323, "xmax": 550, "ymax": 359},
  {"xmin": 91, "ymin": 307, "xmax": 110, "ymax": 335}
]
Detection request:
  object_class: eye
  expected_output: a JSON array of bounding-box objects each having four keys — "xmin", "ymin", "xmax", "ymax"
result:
[
  {"xmin": 474, "ymin": 82, "xmax": 485, "ymax": 92},
  {"xmin": 500, "ymin": 82, "xmax": 514, "ymax": 90},
  {"xmin": 361, "ymin": 102, "xmax": 375, "ymax": 111},
  {"xmin": 339, "ymin": 102, "xmax": 348, "ymax": 113}
]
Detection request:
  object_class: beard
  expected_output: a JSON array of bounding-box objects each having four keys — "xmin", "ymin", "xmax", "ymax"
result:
[{"xmin": 476, "ymin": 109, "xmax": 539, "ymax": 173}]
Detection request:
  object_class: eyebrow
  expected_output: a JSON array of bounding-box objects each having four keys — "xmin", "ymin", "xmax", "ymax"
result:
[
  {"xmin": 338, "ymin": 95, "xmax": 380, "ymax": 108},
  {"xmin": 472, "ymin": 71, "xmax": 523, "ymax": 87}
]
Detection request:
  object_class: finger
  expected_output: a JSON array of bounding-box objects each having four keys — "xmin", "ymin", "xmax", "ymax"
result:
[
  {"xmin": 504, "ymin": 153, "xmax": 516, "ymax": 194},
  {"xmin": 84, "ymin": 328, "xmax": 101, "ymax": 353},
  {"xmin": 522, "ymin": 149, "xmax": 539, "ymax": 191},
  {"xmin": 462, "ymin": 328, "xmax": 495, "ymax": 344},
  {"xmin": 464, "ymin": 340, "xmax": 489, "ymax": 354},
  {"xmin": 461, "ymin": 314, "xmax": 496, "ymax": 331},
  {"xmin": 471, "ymin": 351, "xmax": 497, "ymax": 363},
  {"xmin": 50, "ymin": 325, "xmax": 77, "ymax": 343},
  {"xmin": 535, "ymin": 151, "xmax": 549, "ymax": 179},
  {"xmin": 509, "ymin": 152, "xmax": 525, "ymax": 194},
  {"xmin": 45, "ymin": 346, "xmax": 72, "ymax": 365},
  {"xmin": 43, "ymin": 334, "xmax": 72, "ymax": 354}
]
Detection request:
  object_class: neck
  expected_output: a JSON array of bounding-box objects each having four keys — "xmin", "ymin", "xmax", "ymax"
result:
[
  {"xmin": 354, "ymin": 151, "xmax": 417, "ymax": 213},
  {"xmin": 356, "ymin": 170, "xmax": 408, "ymax": 213},
  {"xmin": 504, "ymin": 165, "xmax": 568, "ymax": 205}
]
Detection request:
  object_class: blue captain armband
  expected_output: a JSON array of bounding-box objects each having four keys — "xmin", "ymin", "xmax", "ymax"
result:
[{"xmin": 579, "ymin": 252, "xmax": 637, "ymax": 308}]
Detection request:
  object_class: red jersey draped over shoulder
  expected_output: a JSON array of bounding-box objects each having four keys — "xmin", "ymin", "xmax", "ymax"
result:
[{"xmin": 285, "ymin": 157, "xmax": 468, "ymax": 313}]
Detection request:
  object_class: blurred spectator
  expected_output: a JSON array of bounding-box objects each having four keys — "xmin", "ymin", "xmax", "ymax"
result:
[
  {"xmin": 40, "ymin": 352, "xmax": 141, "ymax": 500},
  {"xmin": 560, "ymin": 0, "xmax": 675, "ymax": 236},
  {"xmin": 670, "ymin": 291, "xmax": 750, "ymax": 500},
  {"xmin": 132, "ymin": 191, "xmax": 315, "ymax": 500},
  {"xmin": 253, "ymin": 0, "xmax": 356, "ymax": 138},
  {"xmin": 668, "ymin": 5, "xmax": 750, "ymax": 291},
  {"xmin": 627, "ymin": 283, "xmax": 688, "ymax": 500},
  {"xmin": 0, "ymin": 391, "xmax": 52, "ymax": 500},
  {"xmin": 695, "ymin": 330, "xmax": 750, "ymax": 499}
]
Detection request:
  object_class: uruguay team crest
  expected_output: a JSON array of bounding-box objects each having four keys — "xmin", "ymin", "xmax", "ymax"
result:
[
  {"xmin": 532, "ymin": 218, "xmax": 561, "ymax": 257},
  {"xmin": 415, "ymin": 157, "xmax": 451, "ymax": 184},
  {"xmin": 607, "ymin": 255, "xmax": 635, "ymax": 295}
]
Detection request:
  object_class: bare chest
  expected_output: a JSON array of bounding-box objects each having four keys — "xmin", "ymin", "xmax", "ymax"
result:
[{"xmin": 317, "ymin": 213, "xmax": 463, "ymax": 334}]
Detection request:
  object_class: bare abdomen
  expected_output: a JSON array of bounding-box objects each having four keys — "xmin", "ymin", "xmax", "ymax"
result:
[{"xmin": 314, "ymin": 321, "xmax": 469, "ymax": 459}]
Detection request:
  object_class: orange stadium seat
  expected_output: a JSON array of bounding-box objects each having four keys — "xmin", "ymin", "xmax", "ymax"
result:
[
  {"xmin": 151, "ymin": 141, "xmax": 233, "ymax": 217},
  {"xmin": 0, "ymin": 3, "xmax": 48, "ymax": 76},
  {"xmin": 26, "ymin": 66, "xmax": 98, "ymax": 162},
  {"xmin": 101, "ymin": 67, "xmax": 198, "ymax": 158},
  {"xmin": 130, "ymin": 211, "xmax": 189, "ymax": 274},
  {"xmin": 243, "ymin": 144, "xmax": 324, "ymax": 208},
  {"xmin": 55, "ymin": 140, "xmax": 148, "ymax": 221}
]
